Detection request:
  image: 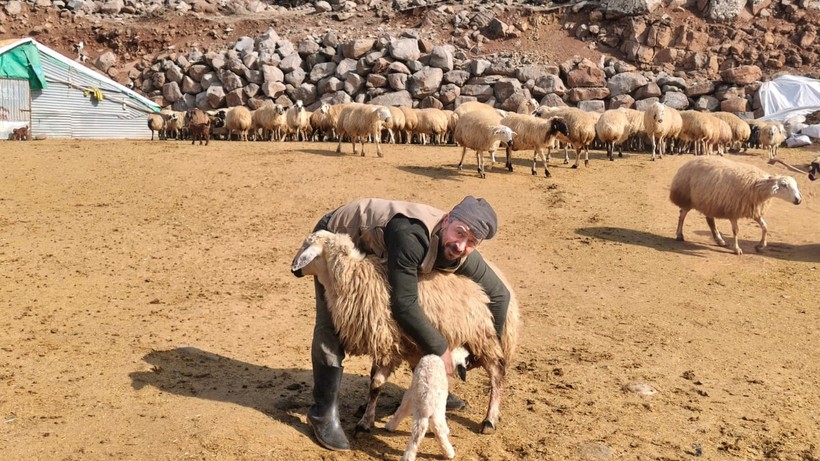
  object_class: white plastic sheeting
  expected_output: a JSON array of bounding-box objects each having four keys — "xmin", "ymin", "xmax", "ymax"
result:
[{"xmin": 758, "ymin": 75, "xmax": 820, "ymax": 122}]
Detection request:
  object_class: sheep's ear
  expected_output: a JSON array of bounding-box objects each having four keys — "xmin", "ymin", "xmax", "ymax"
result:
[
  {"xmin": 291, "ymin": 242, "xmax": 322, "ymax": 277},
  {"xmin": 457, "ymin": 364, "xmax": 467, "ymax": 381}
]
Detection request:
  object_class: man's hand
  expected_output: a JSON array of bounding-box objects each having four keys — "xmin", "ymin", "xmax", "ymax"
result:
[{"xmin": 440, "ymin": 349, "xmax": 454, "ymax": 375}]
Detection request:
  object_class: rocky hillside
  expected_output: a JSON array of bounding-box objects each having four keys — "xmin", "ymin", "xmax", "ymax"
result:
[{"xmin": 1, "ymin": 0, "xmax": 818, "ymax": 116}]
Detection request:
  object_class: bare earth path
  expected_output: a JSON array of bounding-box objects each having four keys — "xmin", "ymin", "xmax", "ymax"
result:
[{"xmin": 1, "ymin": 139, "xmax": 819, "ymax": 460}]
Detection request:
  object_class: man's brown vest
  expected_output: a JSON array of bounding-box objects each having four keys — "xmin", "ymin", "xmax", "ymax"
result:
[{"xmin": 327, "ymin": 198, "xmax": 446, "ymax": 274}]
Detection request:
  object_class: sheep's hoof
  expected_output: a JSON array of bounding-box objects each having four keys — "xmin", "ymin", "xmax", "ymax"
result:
[
  {"xmin": 507, "ymin": 164, "xmax": 513, "ymax": 172},
  {"xmin": 544, "ymin": 170, "xmax": 551, "ymax": 178},
  {"xmin": 571, "ymin": 164, "xmax": 578, "ymax": 169},
  {"xmin": 584, "ymin": 160, "xmax": 589, "ymax": 167},
  {"xmin": 353, "ymin": 424, "xmax": 371, "ymax": 438},
  {"xmin": 651, "ymin": 157, "xmax": 656, "ymax": 162},
  {"xmin": 755, "ymin": 244, "xmax": 766, "ymax": 252},
  {"xmin": 377, "ymin": 152, "xmax": 384, "ymax": 158},
  {"xmin": 676, "ymin": 235, "xmax": 684, "ymax": 242},
  {"xmin": 734, "ymin": 248, "xmax": 743, "ymax": 256},
  {"xmin": 531, "ymin": 169, "xmax": 537, "ymax": 176},
  {"xmin": 457, "ymin": 164, "xmax": 463, "ymax": 171},
  {"xmin": 480, "ymin": 420, "xmax": 496, "ymax": 435}
]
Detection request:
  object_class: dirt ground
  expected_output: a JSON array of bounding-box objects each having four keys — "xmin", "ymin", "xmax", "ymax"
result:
[{"xmin": 1, "ymin": 139, "xmax": 819, "ymax": 461}]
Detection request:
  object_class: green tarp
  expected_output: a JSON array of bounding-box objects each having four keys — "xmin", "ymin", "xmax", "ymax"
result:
[{"xmin": 0, "ymin": 42, "xmax": 47, "ymax": 91}]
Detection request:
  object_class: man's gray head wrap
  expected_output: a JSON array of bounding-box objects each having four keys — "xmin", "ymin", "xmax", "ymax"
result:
[{"xmin": 448, "ymin": 196, "xmax": 498, "ymax": 241}]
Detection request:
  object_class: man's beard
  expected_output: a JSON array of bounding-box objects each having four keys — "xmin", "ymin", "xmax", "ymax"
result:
[{"xmin": 442, "ymin": 242, "xmax": 463, "ymax": 261}]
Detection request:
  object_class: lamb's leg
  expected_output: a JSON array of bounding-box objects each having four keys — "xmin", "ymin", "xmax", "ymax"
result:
[
  {"xmin": 754, "ymin": 217, "xmax": 768, "ymax": 252},
  {"xmin": 355, "ymin": 361, "xmax": 398, "ymax": 436},
  {"xmin": 706, "ymin": 217, "xmax": 727, "ymax": 247},
  {"xmin": 431, "ymin": 413, "xmax": 455, "ymax": 459},
  {"xmin": 384, "ymin": 390, "xmax": 414, "ymax": 432},
  {"xmin": 676, "ymin": 208, "xmax": 689, "ymax": 241},
  {"xmin": 401, "ymin": 417, "xmax": 429, "ymax": 461},
  {"xmin": 730, "ymin": 218, "xmax": 742, "ymax": 255},
  {"xmin": 458, "ymin": 146, "xmax": 467, "ymax": 171},
  {"xmin": 480, "ymin": 361, "xmax": 505, "ymax": 434}
]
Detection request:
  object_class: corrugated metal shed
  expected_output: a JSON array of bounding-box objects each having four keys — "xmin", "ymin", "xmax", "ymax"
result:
[{"xmin": 0, "ymin": 38, "xmax": 159, "ymax": 139}]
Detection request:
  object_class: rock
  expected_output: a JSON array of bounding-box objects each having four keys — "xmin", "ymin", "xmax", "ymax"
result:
[
  {"xmin": 309, "ymin": 62, "xmax": 337, "ymax": 82},
  {"xmin": 720, "ymin": 97, "xmax": 749, "ymax": 112},
  {"xmin": 3, "ymin": 1, "xmax": 23, "ymax": 15},
  {"xmin": 494, "ymin": 78, "xmax": 523, "ymax": 102},
  {"xmin": 439, "ymin": 84, "xmax": 461, "ymax": 105},
  {"xmin": 566, "ymin": 87, "xmax": 611, "ymax": 102},
  {"xmin": 749, "ymin": 0, "xmax": 772, "ymax": 15},
  {"xmin": 694, "ymin": 95, "xmax": 720, "ymax": 111},
  {"xmin": 566, "ymin": 63, "xmax": 607, "ymax": 88},
  {"xmin": 539, "ymin": 93, "xmax": 568, "ymax": 107},
  {"xmin": 343, "ymin": 39, "xmax": 375, "ymax": 59},
  {"xmin": 460, "ymin": 84, "xmax": 494, "ymax": 102},
  {"xmin": 314, "ymin": 1, "xmax": 332, "ymax": 12},
  {"xmin": 366, "ymin": 73, "xmax": 388, "ymax": 89},
  {"xmin": 388, "ymin": 61, "xmax": 411, "ymax": 75},
  {"xmin": 634, "ymin": 97, "xmax": 660, "ymax": 111},
  {"xmin": 634, "ymin": 82, "xmax": 662, "ymax": 99},
  {"xmin": 578, "ymin": 100, "xmax": 606, "ymax": 113},
  {"xmin": 388, "ymin": 73, "xmax": 407, "ymax": 91},
  {"xmin": 162, "ymin": 82, "xmax": 182, "ymax": 103},
  {"xmin": 606, "ymin": 71, "xmax": 648, "ymax": 97},
  {"xmin": 181, "ymin": 76, "xmax": 202, "ymax": 94},
  {"xmin": 100, "ymin": 0, "xmax": 124, "ymax": 14},
  {"xmin": 419, "ymin": 96, "xmax": 443, "ymax": 109},
  {"xmin": 661, "ymin": 91, "xmax": 689, "ymax": 109},
  {"xmin": 708, "ymin": 0, "xmax": 746, "ymax": 20},
  {"xmin": 602, "ymin": 0, "xmax": 662, "ymax": 18},
  {"xmin": 369, "ymin": 90, "xmax": 413, "ymax": 107},
  {"xmin": 408, "ymin": 67, "xmax": 443, "ymax": 99},
  {"xmin": 499, "ymin": 90, "xmax": 534, "ymax": 112},
  {"xmin": 284, "ymin": 68, "xmax": 306, "ymax": 87},
  {"xmin": 297, "ymin": 38, "xmax": 321, "ymax": 57},
  {"xmin": 262, "ymin": 81, "xmax": 286, "ymax": 99},
  {"xmin": 720, "ymin": 65, "xmax": 762, "ymax": 85},
  {"xmin": 206, "ymin": 85, "xmax": 226, "ymax": 109},
  {"xmin": 685, "ymin": 80, "xmax": 716, "ymax": 97},
  {"xmin": 262, "ymin": 65, "xmax": 284, "ymax": 83},
  {"xmin": 578, "ymin": 441, "xmax": 613, "ymax": 461},
  {"xmin": 94, "ymin": 51, "xmax": 117, "ymax": 73},
  {"xmin": 225, "ymin": 88, "xmax": 248, "ymax": 107},
  {"xmin": 389, "ymin": 38, "xmax": 421, "ymax": 61},
  {"xmin": 533, "ymin": 75, "xmax": 567, "ymax": 97},
  {"xmin": 428, "ymin": 46, "xmax": 454, "ymax": 72},
  {"xmin": 469, "ymin": 59, "xmax": 492, "ymax": 77},
  {"xmin": 335, "ymin": 58, "xmax": 358, "ymax": 78},
  {"xmin": 516, "ymin": 64, "xmax": 558, "ymax": 83},
  {"xmin": 609, "ymin": 94, "xmax": 635, "ymax": 109},
  {"xmin": 279, "ymin": 54, "xmax": 304, "ymax": 73},
  {"xmin": 487, "ymin": 18, "xmax": 509, "ymax": 39}
]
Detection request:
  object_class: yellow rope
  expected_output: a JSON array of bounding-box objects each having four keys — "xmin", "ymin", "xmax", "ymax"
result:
[{"xmin": 83, "ymin": 87, "xmax": 105, "ymax": 101}]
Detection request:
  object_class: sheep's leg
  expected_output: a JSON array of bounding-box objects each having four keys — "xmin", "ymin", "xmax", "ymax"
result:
[
  {"xmin": 607, "ymin": 141, "xmax": 614, "ymax": 161},
  {"xmin": 675, "ymin": 208, "xmax": 689, "ymax": 241},
  {"xmin": 480, "ymin": 362, "xmax": 505, "ymax": 434},
  {"xmin": 457, "ymin": 146, "xmax": 467, "ymax": 171},
  {"xmin": 506, "ymin": 144, "xmax": 514, "ymax": 172},
  {"xmin": 563, "ymin": 143, "xmax": 570, "ymax": 164},
  {"xmin": 538, "ymin": 148, "xmax": 552, "ymax": 177},
  {"xmin": 384, "ymin": 390, "xmax": 414, "ymax": 432},
  {"xmin": 571, "ymin": 146, "xmax": 582, "ymax": 169},
  {"xmin": 388, "ymin": 129, "xmax": 396, "ymax": 144},
  {"xmin": 375, "ymin": 133, "xmax": 384, "ymax": 158},
  {"xmin": 754, "ymin": 217, "xmax": 768, "ymax": 252},
  {"xmin": 431, "ymin": 413, "xmax": 455, "ymax": 459},
  {"xmin": 335, "ymin": 136, "xmax": 343, "ymax": 153},
  {"xmin": 476, "ymin": 150, "xmax": 486, "ymax": 179},
  {"xmin": 355, "ymin": 361, "xmax": 398, "ymax": 436},
  {"xmin": 351, "ymin": 136, "xmax": 358, "ymax": 156},
  {"xmin": 650, "ymin": 135, "xmax": 657, "ymax": 161},
  {"xmin": 730, "ymin": 219, "xmax": 742, "ymax": 255},
  {"xmin": 401, "ymin": 417, "xmax": 429, "ymax": 461},
  {"xmin": 706, "ymin": 217, "xmax": 727, "ymax": 248}
]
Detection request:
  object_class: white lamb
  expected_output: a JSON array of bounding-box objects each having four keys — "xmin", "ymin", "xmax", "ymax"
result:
[
  {"xmin": 669, "ymin": 156, "xmax": 802, "ymax": 255},
  {"xmin": 384, "ymin": 347, "xmax": 470, "ymax": 461},
  {"xmin": 290, "ymin": 230, "xmax": 520, "ymax": 435}
]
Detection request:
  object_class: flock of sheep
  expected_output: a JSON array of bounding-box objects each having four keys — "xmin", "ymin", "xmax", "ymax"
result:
[{"xmin": 274, "ymin": 99, "xmax": 814, "ymax": 458}]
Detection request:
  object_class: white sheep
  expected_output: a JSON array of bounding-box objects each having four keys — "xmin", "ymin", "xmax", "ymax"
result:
[
  {"xmin": 678, "ymin": 110, "xmax": 716, "ymax": 156},
  {"xmin": 147, "ymin": 113, "xmax": 166, "ymax": 141},
  {"xmin": 225, "ymin": 106, "xmax": 253, "ymax": 141},
  {"xmin": 287, "ymin": 100, "xmax": 310, "ymax": 142},
  {"xmin": 290, "ymin": 230, "xmax": 520, "ymax": 435},
  {"xmin": 500, "ymin": 113, "xmax": 569, "ymax": 177},
  {"xmin": 643, "ymin": 102, "xmax": 682, "ymax": 161},
  {"xmin": 384, "ymin": 347, "xmax": 470, "ymax": 461},
  {"xmin": 712, "ymin": 112, "xmax": 751, "ymax": 152},
  {"xmin": 335, "ymin": 103, "xmax": 393, "ymax": 157},
  {"xmin": 758, "ymin": 122, "xmax": 786, "ymax": 160},
  {"xmin": 595, "ymin": 109, "xmax": 631, "ymax": 161},
  {"xmin": 535, "ymin": 106, "xmax": 598, "ymax": 168},
  {"xmin": 454, "ymin": 109, "xmax": 516, "ymax": 179},
  {"xmin": 383, "ymin": 106, "xmax": 406, "ymax": 144},
  {"xmin": 669, "ymin": 156, "xmax": 802, "ymax": 255},
  {"xmin": 413, "ymin": 108, "xmax": 450, "ymax": 145},
  {"xmin": 400, "ymin": 106, "xmax": 419, "ymax": 144}
]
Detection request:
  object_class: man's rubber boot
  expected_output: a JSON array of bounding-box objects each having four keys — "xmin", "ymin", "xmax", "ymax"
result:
[
  {"xmin": 446, "ymin": 392, "xmax": 466, "ymax": 411},
  {"xmin": 307, "ymin": 365, "xmax": 350, "ymax": 451}
]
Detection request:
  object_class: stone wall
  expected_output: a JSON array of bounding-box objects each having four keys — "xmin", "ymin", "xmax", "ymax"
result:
[{"xmin": 138, "ymin": 28, "xmax": 773, "ymax": 118}]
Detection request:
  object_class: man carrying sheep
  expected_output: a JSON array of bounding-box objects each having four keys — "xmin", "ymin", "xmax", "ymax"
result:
[{"xmin": 306, "ymin": 196, "xmax": 511, "ymax": 451}]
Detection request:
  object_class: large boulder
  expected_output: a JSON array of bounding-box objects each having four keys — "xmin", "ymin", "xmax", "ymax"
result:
[
  {"xmin": 602, "ymin": 0, "xmax": 663, "ymax": 18},
  {"xmin": 708, "ymin": 0, "xmax": 747, "ymax": 20},
  {"xmin": 408, "ymin": 67, "xmax": 443, "ymax": 99},
  {"xmin": 720, "ymin": 65, "xmax": 762, "ymax": 85},
  {"xmin": 389, "ymin": 38, "xmax": 421, "ymax": 62},
  {"xmin": 369, "ymin": 90, "xmax": 413, "ymax": 107},
  {"xmin": 606, "ymin": 72, "xmax": 648, "ymax": 97}
]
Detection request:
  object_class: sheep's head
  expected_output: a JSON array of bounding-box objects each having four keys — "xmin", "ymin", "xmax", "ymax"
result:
[
  {"xmin": 651, "ymin": 102, "xmax": 665, "ymax": 123},
  {"xmin": 291, "ymin": 231, "xmax": 363, "ymax": 284},
  {"xmin": 550, "ymin": 117, "xmax": 569, "ymax": 137},
  {"xmin": 295, "ymin": 100, "xmax": 305, "ymax": 112},
  {"xmin": 275, "ymin": 104, "xmax": 286, "ymax": 115},
  {"xmin": 770, "ymin": 176, "xmax": 802, "ymax": 205},
  {"xmin": 320, "ymin": 103, "xmax": 330, "ymax": 114},
  {"xmin": 808, "ymin": 157, "xmax": 819, "ymax": 181},
  {"xmin": 451, "ymin": 347, "xmax": 471, "ymax": 381},
  {"xmin": 493, "ymin": 126, "xmax": 515, "ymax": 148}
]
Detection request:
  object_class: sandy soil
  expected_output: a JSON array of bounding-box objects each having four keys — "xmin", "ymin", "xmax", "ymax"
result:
[{"xmin": 1, "ymin": 139, "xmax": 819, "ymax": 461}]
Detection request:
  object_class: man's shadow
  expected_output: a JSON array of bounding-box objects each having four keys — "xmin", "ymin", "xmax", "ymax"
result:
[{"xmin": 129, "ymin": 347, "xmax": 408, "ymax": 456}]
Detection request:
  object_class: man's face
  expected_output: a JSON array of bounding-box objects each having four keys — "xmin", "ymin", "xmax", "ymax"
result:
[{"xmin": 439, "ymin": 215, "xmax": 481, "ymax": 261}]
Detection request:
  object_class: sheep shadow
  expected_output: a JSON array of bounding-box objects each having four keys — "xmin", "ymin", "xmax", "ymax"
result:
[
  {"xmin": 128, "ymin": 346, "xmax": 409, "ymax": 458},
  {"xmin": 295, "ymin": 148, "xmax": 346, "ymax": 157},
  {"xmin": 575, "ymin": 226, "xmax": 708, "ymax": 257},
  {"xmin": 396, "ymin": 164, "xmax": 470, "ymax": 181},
  {"xmin": 577, "ymin": 226, "xmax": 820, "ymax": 261}
]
